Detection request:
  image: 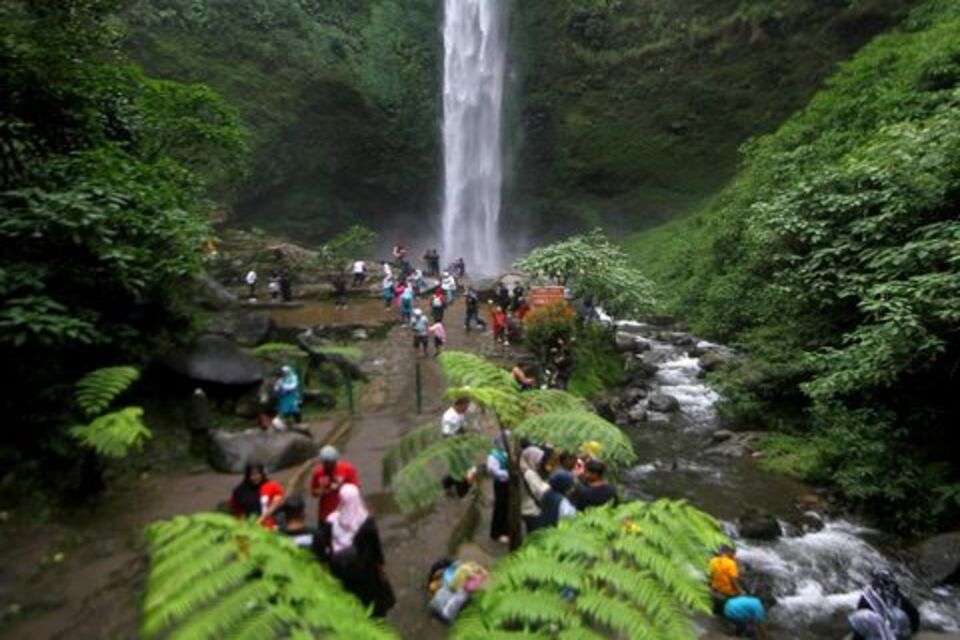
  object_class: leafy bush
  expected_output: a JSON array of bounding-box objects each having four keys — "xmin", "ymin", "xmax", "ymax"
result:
[{"xmin": 524, "ymin": 302, "xmax": 577, "ymax": 368}]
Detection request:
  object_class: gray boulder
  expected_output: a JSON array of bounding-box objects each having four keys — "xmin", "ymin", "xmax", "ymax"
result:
[
  {"xmin": 194, "ymin": 274, "xmax": 238, "ymax": 310},
  {"xmin": 208, "ymin": 311, "xmax": 274, "ymax": 347},
  {"xmin": 163, "ymin": 334, "xmax": 264, "ymax": 386},
  {"xmin": 627, "ymin": 405, "xmax": 648, "ymax": 424},
  {"xmin": 738, "ymin": 509, "xmax": 783, "ymax": 541},
  {"xmin": 911, "ymin": 532, "xmax": 960, "ymax": 586},
  {"xmin": 624, "ymin": 356, "xmax": 658, "ymax": 382},
  {"xmin": 647, "ymin": 392, "xmax": 680, "ymax": 413},
  {"xmin": 615, "ymin": 332, "xmax": 639, "ymax": 352},
  {"xmin": 699, "ymin": 350, "xmax": 731, "ymax": 373},
  {"xmin": 208, "ymin": 429, "xmax": 318, "ymax": 473}
]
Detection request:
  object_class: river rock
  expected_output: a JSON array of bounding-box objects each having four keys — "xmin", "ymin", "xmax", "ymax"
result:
[
  {"xmin": 647, "ymin": 392, "xmax": 680, "ymax": 413},
  {"xmin": 208, "ymin": 311, "xmax": 274, "ymax": 347},
  {"xmin": 592, "ymin": 393, "xmax": 620, "ymax": 422},
  {"xmin": 711, "ymin": 429, "xmax": 735, "ymax": 444},
  {"xmin": 911, "ymin": 531, "xmax": 960, "ymax": 586},
  {"xmin": 699, "ymin": 350, "xmax": 731, "ymax": 373},
  {"xmin": 352, "ymin": 328, "xmax": 369, "ymax": 341},
  {"xmin": 737, "ymin": 509, "xmax": 783, "ymax": 541},
  {"xmin": 208, "ymin": 429, "xmax": 317, "ymax": 473},
  {"xmin": 627, "ymin": 405, "xmax": 648, "ymax": 424},
  {"xmin": 162, "ymin": 334, "xmax": 264, "ymax": 386},
  {"xmin": 615, "ymin": 331, "xmax": 640, "ymax": 352},
  {"xmin": 623, "ymin": 356, "xmax": 658, "ymax": 382}
]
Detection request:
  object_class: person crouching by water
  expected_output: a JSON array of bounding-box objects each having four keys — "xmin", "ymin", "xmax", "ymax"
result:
[
  {"xmin": 229, "ymin": 464, "xmax": 285, "ymax": 530},
  {"xmin": 849, "ymin": 568, "xmax": 919, "ymax": 640},
  {"xmin": 317, "ymin": 484, "xmax": 395, "ymax": 617},
  {"xmin": 708, "ymin": 544, "xmax": 743, "ymax": 611}
]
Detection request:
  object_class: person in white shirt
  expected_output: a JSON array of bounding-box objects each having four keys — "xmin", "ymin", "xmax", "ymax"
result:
[
  {"xmin": 441, "ymin": 397, "xmax": 470, "ymax": 437},
  {"xmin": 441, "ymin": 271, "xmax": 457, "ymax": 304},
  {"xmin": 245, "ymin": 269, "xmax": 257, "ymax": 298},
  {"xmin": 352, "ymin": 260, "xmax": 367, "ymax": 286}
]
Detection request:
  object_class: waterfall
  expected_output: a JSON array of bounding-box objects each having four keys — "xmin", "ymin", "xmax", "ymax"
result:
[{"xmin": 440, "ymin": 0, "xmax": 507, "ymax": 276}]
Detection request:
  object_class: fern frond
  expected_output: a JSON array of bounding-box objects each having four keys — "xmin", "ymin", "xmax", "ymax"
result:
[
  {"xmin": 521, "ymin": 389, "xmax": 588, "ymax": 415},
  {"xmin": 74, "ymin": 366, "xmax": 140, "ymax": 416},
  {"xmin": 388, "ymin": 434, "xmax": 490, "ymax": 512},
  {"xmin": 142, "ymin": 513, "xmax": 398, "ymax": 639},
  {"xmin": 382, "ymin": 422, "xmax": 442, "ymax": 485},
  {"xmin": 444, "ymin": 386, "xmax": 524, "ymax": 426},
  {"xmin": 514, "ymin": 411, "xmax": 636, "ymax": 470},
  {"xmin": 439, "ymin": 351, "xmax": 515, "ymax": 391},
  {"xmin": 453, "ymin": 500, "xmax": 727, "ymax": 639},
  {"xmin": 69, "ymin": 407, "xmax": 151, "ymax": 458}
]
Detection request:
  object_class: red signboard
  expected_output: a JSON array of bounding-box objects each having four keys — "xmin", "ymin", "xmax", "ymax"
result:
[{"xmin": 529, "ymin": 286, "xmax": 567, "ymax": 308}]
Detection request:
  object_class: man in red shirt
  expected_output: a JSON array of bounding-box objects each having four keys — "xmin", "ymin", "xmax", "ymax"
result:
[{"xmin": 310, "ymin": 445, "xmax": 361, "ymax": 522}]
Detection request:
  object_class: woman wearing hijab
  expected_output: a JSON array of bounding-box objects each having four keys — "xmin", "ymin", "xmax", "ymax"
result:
[
  {"xmin": 849, "ymin": 568, "xmax": 920, "ymax": 640},
  {"xmin": 319, "ymin": 484, "xmax": 395, "ymax": 617},
  {"xmin": 519, "ymin": 446, "xmax": 548, "ymax": 534},
  {"xmin": 537, "ymin": 470, "xmax": 578, "ymax": 529},
  {"xmin": 486, "ymin": 437, "xmax": 511, "ymax": 544},
  {"xmin": 273, "ymin": 365, "xmax": 301, "ymax": 424},
  {"xmin": 229, "ymin": 464, "xmax": 285, "ymax": 530}
]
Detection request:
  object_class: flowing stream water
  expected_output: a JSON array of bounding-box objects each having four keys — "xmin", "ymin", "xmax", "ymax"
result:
[
  {"xmin": 613, "ymin": 322, "xmax": 960, "ymax": 638},
  {"xmin": 440, "ymin": 0, "xmax": 507, "ymax": 275}
]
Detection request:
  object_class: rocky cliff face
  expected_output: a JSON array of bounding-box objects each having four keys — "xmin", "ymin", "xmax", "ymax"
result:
[{"xmin": 508, "ymin": 0, "xmax": 913, "ymax": 236}]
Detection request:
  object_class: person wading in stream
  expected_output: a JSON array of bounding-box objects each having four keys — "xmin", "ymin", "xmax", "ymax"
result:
[{"xmin": 310, "ymin": 445, "xmax": 361, "ymax": 522}]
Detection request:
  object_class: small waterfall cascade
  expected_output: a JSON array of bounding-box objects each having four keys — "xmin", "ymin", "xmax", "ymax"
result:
[{"xmin": 440, "ymin": 0, "xmax": 507, "ymax": 275}]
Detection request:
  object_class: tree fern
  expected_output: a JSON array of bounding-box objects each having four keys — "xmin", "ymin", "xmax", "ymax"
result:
[
  {"xmin": 444, "ymin": 386, "xmax": 524, "ymax": 427},
  {"xmin": 439, "ymin": 351, "xmax": 515, "ymax": 391},
  {"xmin": 389, "ymin": 434, "xmax": 490, "ymax": 512},
  {"xmin": 143, "ymin": 513, "xmax": 398, "ymax": 639},
  {"xmin": 514, "ymin": 411, "xmax": 636, "ymax": 470},
  {"xmin": 452, "ymin": 500, "xmax": 728, "ymax": 640},
  {"xmin": 521, "ymin": 389, "xmax": 588, "ymax": 415},
  {"xmin": 381, "ymin": 422, "xmax": 442, "ymax": 486},
  {"xmin": 68, "ymin": 407, "xmax": 151, "ymax": 458},
  {"xmin": 74, "ymin": 365, "xmax": 140, "ymax": 417}
]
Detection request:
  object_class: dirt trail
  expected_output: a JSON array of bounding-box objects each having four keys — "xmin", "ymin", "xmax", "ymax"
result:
[{"xmin": 0, "ymin": 294, "xmax": 510, "ymax": 639}]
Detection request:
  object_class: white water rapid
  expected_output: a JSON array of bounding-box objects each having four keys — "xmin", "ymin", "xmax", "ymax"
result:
[{"xmin": 440, "ymin": 0, "xmax": 507, "ymax": 276}]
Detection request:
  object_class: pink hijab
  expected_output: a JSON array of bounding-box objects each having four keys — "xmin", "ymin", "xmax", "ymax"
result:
[{"xmin": 327, "ymin": 483, "xmax": 369, "ymax": 553}]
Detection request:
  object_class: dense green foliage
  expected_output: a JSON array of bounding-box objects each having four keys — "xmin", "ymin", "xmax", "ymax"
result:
[
  {"xmin": 143, "ymin": 513, "xmax": 398, "ymax": 638},
  {"xmin": 70, "ymin": 366, "xmax": 151, "ymax": 459},
  {"xmin": 517, "ymin": 229, "xmax": 659, "ymax": 316},
  {"xmin": 628, "ymin": 2, "xmax": 960, "ymax": 531},
  {"xmin": 454, "ymin": 500, "xmax": 728, "ymax": 639},
  {"xmin": 511, "ymin": 0, "xmax": 913, "ymax": 234},
  {"xmin": 123, "ymin": 0, "xmax": 442, "ymax": 240},
  {"xmin": 0, "ymin": 0, "xmax": 246, "ymax": 494}
]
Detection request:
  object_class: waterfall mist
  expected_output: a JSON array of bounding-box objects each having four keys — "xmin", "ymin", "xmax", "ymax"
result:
[{"xmin": 440, "ymin": 0, "xmax": 507, "ymax": 276}]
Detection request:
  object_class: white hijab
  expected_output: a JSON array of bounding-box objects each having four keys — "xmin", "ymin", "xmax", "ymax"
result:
[{"xmin": 327, "ymin": 483, "xmax": 369, "ymax": 553}]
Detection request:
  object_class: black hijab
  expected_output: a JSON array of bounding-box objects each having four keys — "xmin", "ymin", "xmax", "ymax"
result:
[{"xmin": 232, "ymin": 464, "xmax": 266, "ymax": 517}]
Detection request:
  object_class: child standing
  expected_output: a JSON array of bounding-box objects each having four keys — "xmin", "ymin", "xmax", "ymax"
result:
[{"xmin": 429, "ymin": 319, "xmax": 447, "ymax": 357}]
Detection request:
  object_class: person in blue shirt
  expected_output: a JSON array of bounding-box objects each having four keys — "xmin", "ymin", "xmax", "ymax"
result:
[{"xmin": 723, "ymin": 595, "xmax": 769, "ymax": 639}]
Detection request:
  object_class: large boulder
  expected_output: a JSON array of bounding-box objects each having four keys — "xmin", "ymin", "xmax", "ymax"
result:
[
  {"xmin": 699, "ymin": 350, "xmax": 732, "ymax": 373},
  {"xmin": 647, "ymin": 392, "xmax": 680, "ymax": 413},
  {"xmin": 194, "ymin": 274, "xmax": 238, "ymax": 310},
  {"xmin": 615, "ymin": 331, "xmax": 640, "ymax": 352},
  {"xmin": 207, "ymin": 311, "xmax": 274, "ymax": 347},
  {"xmin": 623, "ymin": 356, "xmax": 658, "ymax": 383},
  {"xmin": 163, "ymin": 334, "xmax": 264, "ymax": 386},
  {"xmin": 738, "ymin": 509, "xmax": 783, "ymax": 541},
  {"xmin": 208, "ymin": 429, "xmax": 318, "ymax": 473},
  {"xmin": 911, "ymin": 532, "xmax": 960, "ymax": 586}
]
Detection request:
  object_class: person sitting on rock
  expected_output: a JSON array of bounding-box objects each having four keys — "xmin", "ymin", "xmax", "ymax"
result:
[{"xmin": 512, "ymin": 362, "xmax": 535, "ymax": 391}]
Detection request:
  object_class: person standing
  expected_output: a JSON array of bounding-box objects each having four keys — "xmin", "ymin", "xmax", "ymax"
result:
[
  {"xmin": 229, "ymin": 464, "xmax": 284, "ymax": 530},
  {"xmin": 310, "ymin": 445, "xmax": 361, "ymax": 523},
  {"xmin": 486, "ymin": 438, "xmax": 511, "ymax": 544},
  {"xmin": 519, "ymin": 446, "xmax": 547, "ymax": 534},
  {"xmin": 431, "ymin": 288, "xmax": 446, "ymax": 323},
  {"xmin": 399, "ymin": 284, "xmax": 414, "ymax": 323},
  {"xmin": 441, "ymin": 397, "xmax": 470, "ymax": 437},
  {"xmin": 441, "ymin": 271, "xmax": 457, "ymax": 305},
  {"xmin": 536, "ymin": 470, "xmax": 577, "ymax": 530},
  {"xmin": 429, "ymin": 319, "xmax": 446, "ymax": 357},
  {"xmin": 382, "ymin": 272, "xmax": 395, "ymax": 310},
  {"xmin": 268, "ymin": 273, "xmax": 281, "ymax": 300},
  {"xmin": 318, "ymin": 484, "xmax": 395, "ymax": 617},
  {"xmin": 570, "ymin": 460, "xmax": 618, "ymax": 510},
  {"xmin": 496, "ymin": 283, "xmax": 510, "ymax": 310},
  {"xmin": 279, "ymin": 272, "xmax": 292, "ymax": 302},
  {"xmin": 491, "ymin": 305, "xmax": 508, "ymax": 345},
  {"xmin": 352, "ymin": 259, "xmax": 367, "ymax": 286},
  {"xmin": 410, "ymin": 308, "xmax": 429, "ymax": 357},
  {"xmin": 454, "ymin": 257, "xmax": 466, "ymax": 279},
  {"xmin": 280, "ymin": 495, "xmax": 317, "ymax": 550},
  {"xmin": 245, "ymin": 269, "xmax": 258, "ymax": 299},
  {"xmin": 273, "ymin": 365, "xmax": 302, "ymax": 425},
  {"xmin": 464, "ymin": 289, "xmax": 487, "ymax": 331}
]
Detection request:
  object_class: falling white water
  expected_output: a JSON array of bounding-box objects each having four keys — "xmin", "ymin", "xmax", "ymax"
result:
[{"xmin": 440, "ymin": 0, "xmax": 506, "ymax": 275}]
